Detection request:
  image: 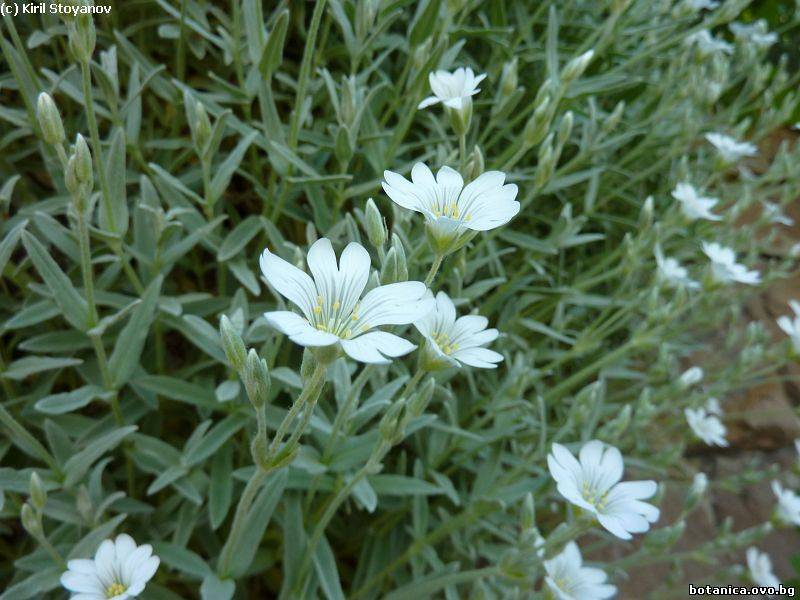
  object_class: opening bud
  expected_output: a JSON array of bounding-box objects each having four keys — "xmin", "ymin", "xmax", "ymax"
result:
[{"xmin": 36, "ymin": 93, "xmax": 65, "ymax": 146}]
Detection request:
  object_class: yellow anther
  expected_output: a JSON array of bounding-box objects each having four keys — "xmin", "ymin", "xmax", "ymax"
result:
[
  {"xmin": 344, "ymin": 329, "xmax": 351, "ymax": 338},
  {"xmin": 351, "ymin": 313, "xmax": 358, "ymax": 320},
  {"xmin": 316, "ymin": 295, "xmax": 323, "ymax": 305},
  {"xmin": 314, "ymin": 306, "xmax": 322, "ymax": 314},
  {"xmin": 316, "ymin": 324, "xmax": 328, "ymax": 332},
  {"xmin": 333, "ymin": 301, "xmax": 341, "ymax": 311},
  {"xmin": 106, "ymin": 583, "xmax": 126, "ymax": 598},
  {"xmin": 361, "ymin": 324, "xmax": 369, "ymax": 332}
]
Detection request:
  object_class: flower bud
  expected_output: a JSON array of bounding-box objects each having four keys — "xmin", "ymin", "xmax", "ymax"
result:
[
  {"xmin": 355, "ymin": 0, "xmax": 378, "ymax": 42},
  {"xmin": 36, "ymin": 93, "xmax": 65, "ymax": 146},
  {"xmin": 500, "ymin": 58, "xmax": 518, "ymax": 97},
  {"xmin": 446, "ymin": 101, "xmax": 472, "ymax": 137},
  {"xmin": 379, "ymin": 399, "xmax": 406, "ymax": 443},
  {"xmin": 20, "ymin": 503, "xmax": 41, "ymax": 537},
  {"xmin": 407, "ymin": 376, "xmax": 435, "ymax": 417},
  {"xmin": 68, "ymin": 6, "xmax": 96, "ymax": 63},
  {"xmin": 220, "ymin": 315, "xmax": 247, "ymax": 373},
  {"xmin": 193, "ymin": 103, "xmax": 212, "ymax": 153},
  {"xmin": 561, "ymin": 49, "xmax": 594, "ymax": 84},
  {"xmin": 534, "ymin": 135, "xmax": 555, "ymax": 189},
  {"xmin": 557, "ymin": 111, "xmax": 573, "ymax": 149},
  {"xmin": 523, "ymin": 97, "xmax": 551, "ymax": 147},
  {"xmin": 638, "ymin": 195, "xmax": 654, "ymax": 230},
  {"xmin": 465, "ymin": 145, "xmax": 484, "ymax": 181},
  {"xmin": 76, "ymin": 485, "xmax": 93, "ymax": 523},
  {"xmin": 364, "ymin": 198, "xmax": 387, "ymax": 248},
  {"xmin": 29, "ymin": 472, "xmax": 46, "ymax": 511},
  {"xmin": 244, "ymin": 349, "xmax": 270, "ymax": 407},
  {"xmin": 520, "ymin": 492, "xmax": 536, "ymax": 530},
  {"xmin": 380, "ymin": 246, "xmax": 399, "ymax": 284},
  {"xmin": 684, "ymin": 472, "xmax": 708, "ymax": 511},
  {"xmin": 66, "ymin": 134, "xmax": 93, "ymax": 196},
  {"xmin": 602, "ymin": 101, "xmax": 625, "ymax": 135},
  {"xmin": 390, "ymin": 234, "xmax": 408, "ymax": 281}
]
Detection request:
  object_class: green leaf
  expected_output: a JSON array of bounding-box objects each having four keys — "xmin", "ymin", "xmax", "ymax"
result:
[
  {"xmin": 152, "ymin": 541, "xmax": 211, "ymax": 580},
  {"xmin": 217, "ymin": 216, "xmax": 263, "ymax": 261},
  {"xmin": 35, "ymin": 385, "xmax": 110, "ymax": 414},
  {"xmin": 0, "ymin": 175, "xmax": 21, "ymax": 208},
  {"xmin": 64, "ymin": 426, "xmax": 138, "ymax": 487},
  {"xmin": 209, "ymin": 444, "xmax": 233, "ymax": 530},
  {"xmin": 224, "ymin": 469, "xmax": 287, "ymax": 578},
  {"xmin": 209, "ymin": 131, "xmax": 257, "ymax": 204},
  {"xmin": 133, "ymin": 375, "xmax": 218, "ymax": 409},
  {"xmin": 0, "ymin": 567, "xmax": 60, "ymax": 600},
  {"xmin": 2, "ymin": 356, "xmax": 82, "ymax": 381},
  {"xmin": 101, "ymin": 127, "xmax": 130, "ymax": 236},
  {"xmin": 200, "ymin": 574, "xmax": 235, "ymax": 600},
  {"xmin": 259, "ymin": 9, "xmax": 290, "ymax": 79},
  {"xmin": 108, "ymin": 275, "xmax": 163, "ymax": 388},
  {"xmin": 68, "ymin": 513, "xmax": 128, "ymax": 559},
  {"xmin": 0, "ymin": 219, "xmax": 27, "ymax": 276},
  {"xmin": 313, "ymin": 534, "xmax": 346, "ymax": 600},
  {"xmin": 368, "ymin": 475, "xmax": 442, "ymax": 497},
  {"xmin": 21, "ymin": 231, "xmax": 88, "ymax": 330},
  {"xmin": 182, "ymin": 413, "xmax": 246, "ymax": 467}
]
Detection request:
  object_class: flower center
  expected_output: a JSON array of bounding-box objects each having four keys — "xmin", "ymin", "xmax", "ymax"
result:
[
  {"xmin": 312, "ymin": 296, "xmax": 367, "ymax": 339},
  {"xmin": 106, "ymin": 583, "xmax": 126, "ymax": 598},
  {"xmin": 582, "ymin": 481, "xmax": 608, "ymax": 511},
  {"xmin": 431, "ymin": 331, "xmax": 459, "ymax": 355}
]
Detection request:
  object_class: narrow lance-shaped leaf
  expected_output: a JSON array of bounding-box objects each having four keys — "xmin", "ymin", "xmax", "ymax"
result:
[
  {"xmin": 108, "ymin": 275, "xmax": 163, "ymax": 388},
  {"xmin": 21, "ymin": 231, "xmax": 87, "ymax": 330}
]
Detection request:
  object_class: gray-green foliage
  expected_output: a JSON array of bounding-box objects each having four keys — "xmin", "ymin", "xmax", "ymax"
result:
[{"xmin": 1, "ymin": 0, "xmax": 799, "ymax": 598}]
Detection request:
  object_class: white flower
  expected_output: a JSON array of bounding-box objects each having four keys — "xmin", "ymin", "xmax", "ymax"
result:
[
  {"xmin": 762, "ymin": 201, "xmax": 793, "ymax": 226},
  {"xmin": 382, "ymin": 163, "xmax": 519, "ymax": 252},
  {"xmin": 705, "ymin": 133, "xmax": 757, "ymax": 163},
  {"xmin": 747, "ymin": 547, "xmax": 781, "ymax": 588},
  {"xmin": 60, "ymin": 534, "xmax": 159, "ymax": 600},
  {"xmin": 730, "ymin": 21, "xmax": 778, "ymax": 48},
  {"xmin": 772, "ymin": 480, "xmax": 800, "ymax": 526},
  {"xmin": 547, "ymin": 441, "xmax": 660, "ymax": 540},
  {"xmin": 686, "ymin": 30, "xmax": 733, "ymax": 56},
  {"xmin": 777, "ymin": 301, "xmax": 800, "ymax": 353},
  {"xmin": 543, "ymin": 541, "xmax": 616, "ymax": 600},
  {"xmin": 702, "ymin": 241, "xmax": 761, "ymax": 285},
  {"xmin": 679, "ymin": 366, "xmax": 704, "ymax": 388},
  {"xmin": 685, "ymin": 407, "xmax": 728, "ymax": 447},
  {"xmin": 655, "ymin": 245, "xmax": 699, "ymax": 289},
  {"xmin": 260, "ymin": 238, "xmax": 434, "ymax": 364},
  {"xmin": 671, "ymin": 182, "xmax": 721, "ymax": 221},
  {"xmin": 413, "ymin": 291, "xmax": 503, "ymax": 369},
  {"xmin": 418, "ymin": 67, "xmax": 486, "ymax": 111}
]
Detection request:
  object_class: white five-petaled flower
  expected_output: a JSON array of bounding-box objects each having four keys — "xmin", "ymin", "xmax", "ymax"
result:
[
  {"xmin": 60, "ymin": 534, "xmax": 159, "ymax": 600},
  {"xmin": 413, "ymin": 291, "xmax": 503, "ymax": 369},
  {"xmin": 772, "ymin": 480, "xmax": 800, "ymax": 526},
  {"xmin": 655, "ymin": 245, "xmax": 699, "ymax": 289},
  {"xmin": 543, "ymin": 541, "xmax": 616, "ymax": 600},
  {"xmin": 747, "ymin": 547, "xmax": 781, "ymax": 588},
  {"xmin": 777, "ymin": 301, "xmax": 800, "ymax": 353},
  {"xmin": 547, "ymin": 441, "xmax": 660, "ymax": 540},
  {"xmin": 685, "ymin": 30, "xmax": 733, "ymax": 56},
  {"xmin": 685, "ymin": 407, "xmax": 728, "ymax": 447},
  {"xmin": 730, "ymin": 20, "xmax": 778, "ymax": 48},
  {"xmin": 672, "ymin": 182, "xmax": 721, "ymax": 222},
  {"xmin": 702, "ymin": 241, "xmax": 761, "ymax": 285},
  {"xmin": 260, "ymin": 238, "xmax": 434, "ymax": 364},
  {"xmin": 679, "ymin": 366, "xmax": 704, "ymax": 388},
  {"xmin": 382, "ymin": 163, "xmax": 519, "ymax": 252},
  {"xmin": 418, "ymin": 67, "xmax": 486, "ymax": 111},
  {"xmin": 705, "ymin": 133, "xmax": 758, "ymax": 163}
]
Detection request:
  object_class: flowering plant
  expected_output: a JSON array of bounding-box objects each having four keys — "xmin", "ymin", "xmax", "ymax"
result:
[{"xmin": 1, "ymin": 1, "xmax": 799, "ymax": 598}]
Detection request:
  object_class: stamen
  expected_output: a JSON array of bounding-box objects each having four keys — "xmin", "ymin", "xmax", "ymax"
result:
[{"xmin": 106, "ymin": 583, "xmax": 126, "ymax": 598}]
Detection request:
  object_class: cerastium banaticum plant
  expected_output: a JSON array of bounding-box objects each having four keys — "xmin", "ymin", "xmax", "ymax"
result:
[{"xmin": 2, "ymin": 1, "xmax": 800, "ymax": 598}]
